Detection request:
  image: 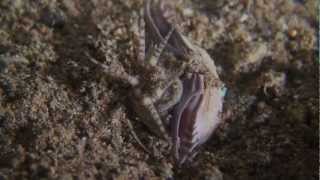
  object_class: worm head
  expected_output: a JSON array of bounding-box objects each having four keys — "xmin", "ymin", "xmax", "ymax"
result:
[{"xmin": 171, "ymin": 73, "xmax": 226, "ymax": 166}]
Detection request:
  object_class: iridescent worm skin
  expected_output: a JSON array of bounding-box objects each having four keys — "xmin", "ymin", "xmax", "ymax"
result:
[{"xmin": 171, "ymin": 73, "xmax": 225, "ymax": 165}]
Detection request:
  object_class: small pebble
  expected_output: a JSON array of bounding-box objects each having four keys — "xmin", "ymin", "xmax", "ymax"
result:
[{"xmin": 288, "ymin": 29, "xmax": 298, "ymax": 38}]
